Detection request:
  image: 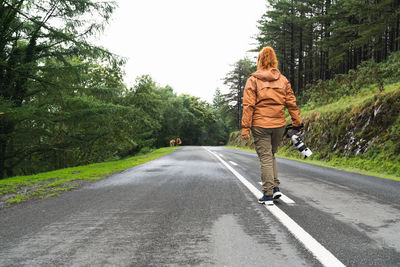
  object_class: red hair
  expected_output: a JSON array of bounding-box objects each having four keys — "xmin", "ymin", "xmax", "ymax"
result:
[{"xmin": 257, "ymin": 46, "xmax": 278, "ymax": 70}]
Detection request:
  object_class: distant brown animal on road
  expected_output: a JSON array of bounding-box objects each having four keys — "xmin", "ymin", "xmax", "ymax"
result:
[
  {"xmin": 169, "ymin": 139, "xmax": 175, "ymax": 147},
  {"xmin": 176, "ymin": 137, "xmax": 182, "ymax": 146}
]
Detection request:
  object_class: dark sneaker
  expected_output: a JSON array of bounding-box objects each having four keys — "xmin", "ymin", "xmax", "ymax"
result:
[
  {"xmin": 273, "ymin": 187, "xmax": 282, "ymax": 200},
  {"xmin": 258, "ymin": 194, "xmax": 274, "ymax": 205}
]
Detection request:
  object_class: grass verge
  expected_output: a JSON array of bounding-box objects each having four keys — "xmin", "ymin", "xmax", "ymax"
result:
[
  {"xmin": 0, "ymin": 147, "xmax": 177, "ymax": 209},
  {"xmin": 227, "ymin": 145, "xmax": 400, "ymax": 181}
]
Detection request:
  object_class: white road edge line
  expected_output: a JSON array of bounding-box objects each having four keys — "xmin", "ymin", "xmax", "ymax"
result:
[
  {"xmin": 229, "ymin": 161, "xmax": 238, "ymax": 166},
  {"xmin": 258, "ymin": 182, "xmax": 296, "ymax": 205},
  {"xmin": 203, "ymin": 147, "xmax": 345, "ymax": 267}
]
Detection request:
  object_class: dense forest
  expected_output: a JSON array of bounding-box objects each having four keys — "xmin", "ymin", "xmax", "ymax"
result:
[
  {"xmin": 256, "ymin": 0, "xmax": 400, "ymax": 95},
  {"xmin": 1, "ymin": 0, "xmax": 399, "ymax": 179}
]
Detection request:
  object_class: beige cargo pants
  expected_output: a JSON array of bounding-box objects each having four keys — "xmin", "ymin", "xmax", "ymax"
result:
[{"xmin": 251, "ymin": 126, "xmax": 286, "ymax": 195}]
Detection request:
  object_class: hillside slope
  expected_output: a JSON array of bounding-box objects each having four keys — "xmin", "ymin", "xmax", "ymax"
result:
[{"xmin": 229, "ymin": 83, "xmax": 400, "ymax": 178}]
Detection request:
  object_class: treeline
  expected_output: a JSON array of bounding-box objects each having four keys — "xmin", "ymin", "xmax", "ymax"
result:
[
  {"xmin": 255, "ymin": 0, "xmax": 400, "ymax": 95},
  {"xmin": 0, "ymin": 0, "xmax": 228, "ymax": 179}
]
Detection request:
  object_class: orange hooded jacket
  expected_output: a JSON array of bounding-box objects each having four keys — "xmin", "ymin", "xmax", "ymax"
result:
[{"xmin": 241, "ymin": 68, "xmax": 301, "ymax": 135}]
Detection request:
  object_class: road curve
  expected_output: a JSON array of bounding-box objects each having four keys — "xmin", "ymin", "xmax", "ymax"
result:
[{"xmin": 0, "ymin": 146, "xmax": 399, "ymax": 266}]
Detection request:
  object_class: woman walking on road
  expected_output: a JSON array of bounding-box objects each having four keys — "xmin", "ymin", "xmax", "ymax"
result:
[{"xmin": 241, "ymin": 46, "xmax": 302, "ymax": 205}]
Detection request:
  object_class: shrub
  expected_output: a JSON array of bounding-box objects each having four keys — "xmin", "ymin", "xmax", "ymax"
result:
[{"xmin": 138, "ymin": 147, "xmax": 152, "ymax": 155}]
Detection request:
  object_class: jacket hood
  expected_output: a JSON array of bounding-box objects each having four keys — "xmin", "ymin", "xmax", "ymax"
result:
[{"xmin": 251, "ymin": 68, "xmax": 281, "ymax": 81}]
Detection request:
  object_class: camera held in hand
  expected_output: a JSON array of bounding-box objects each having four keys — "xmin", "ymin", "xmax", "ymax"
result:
[{"xmin": 285, "ymin": 124, "xmax": 313, "ymax": 159}]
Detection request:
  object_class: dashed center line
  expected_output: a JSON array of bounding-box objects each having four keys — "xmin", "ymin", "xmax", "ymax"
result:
[
  {"xmin": 204, "ymin": 147, "xmax": 345, "ymax": 267},
  {"xmin": 229, "ymin": 161, "xmax": 238, "ymax": 166},
  {"xmin": 258, "ymin": 182, "xmax": 296, "ymax": 205}
]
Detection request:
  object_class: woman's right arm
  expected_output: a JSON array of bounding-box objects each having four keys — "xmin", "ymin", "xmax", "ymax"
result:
[{"xmin": 241, "ymin": 77, "xmax": 256, "ymax": 137}]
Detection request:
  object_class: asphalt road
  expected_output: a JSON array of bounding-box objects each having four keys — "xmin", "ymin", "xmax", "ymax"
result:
[{"xmin": 0, "ymin": 146, "xmax": 399, "ymax": 266}]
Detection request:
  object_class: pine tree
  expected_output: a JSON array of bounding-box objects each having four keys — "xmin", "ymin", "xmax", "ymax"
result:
[{"xmin": 222, "ymin": 58, "xmax": 256, "ymax": 130}]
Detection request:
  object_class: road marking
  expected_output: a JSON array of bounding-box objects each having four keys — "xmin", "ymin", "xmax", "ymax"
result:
[
  {"xmin": 229, "ymin": 161, "xmax": 238, "ymax": 166},
  {"xmin": 258, "ymin": 182, "xmax": 296, "ymax": 205},
  {"xmin": 204, "ymin": 147, "xmax": 345, "ymax": 267}
]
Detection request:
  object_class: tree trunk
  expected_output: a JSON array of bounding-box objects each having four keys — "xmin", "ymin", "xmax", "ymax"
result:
[
  {"xmin": 384, "ymin": 28, "xmax": 388, "ymax": 60},
  {"xmin": 283, "ymin": 22, "xmax": 287, "ymax": 75},
  {"xmin": 308, "ymin": 22, "xmax": 314, "ymax": 83},
  {"xmin": 389, "ymin": 24, "xmax": 395, "ymax": 53},
  {"xmin": 361, "ymin": 44, "xmax": 365, "ymax": 62},
  {"xmin": 0, "ymin": 118, "xmax": 14, "ymax": 179},
  {"xmin": 319, "ymin": 35, "xmax": 324, "ymax": 80},
  {"xmin": 298, "ymin": 11, "xmax": 304, "ymax": 94},
  {"xmin": 290, "ymin": 0, "xmax": 295, "ymax": 85},
  {"xmin": 237, "ymin": 71, "xmax": 243, "ymax": 130},
  {"xmin": 324, "ymin": 0, "xmax": 331, "ymax": 79},
  {"xmin": 0, "ymin": 140, "xmax": 6, "ymax": 179},
  {"xmin": 396, "ymin": 13, "xmax": 400, "ymax": 51}
]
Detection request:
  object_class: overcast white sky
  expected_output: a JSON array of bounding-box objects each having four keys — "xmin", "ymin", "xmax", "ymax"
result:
[{"xmin": 96, "ymin": 0, "xmax": 267, "ymax": 103}]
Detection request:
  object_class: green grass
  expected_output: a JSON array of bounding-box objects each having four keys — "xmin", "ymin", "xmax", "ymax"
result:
[
  {"xmin": 227, "ymin": 145, "xmax": 400, "ymax": 181},
  {"xmin": 301, "ymin": 82, "xmax": 400, "ymax": 116},
  {"xmin": 7, "ymin": 194, "xmax": 28, "ymax": 204},
  {"xmin": 0, "ymin": 147, "xmax": 177, "ymax": 206}
]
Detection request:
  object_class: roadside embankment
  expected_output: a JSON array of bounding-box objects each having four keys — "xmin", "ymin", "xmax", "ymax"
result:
[{"xmin": 229, "ymin": 83, "xmax": 400, "ymax": 180}]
